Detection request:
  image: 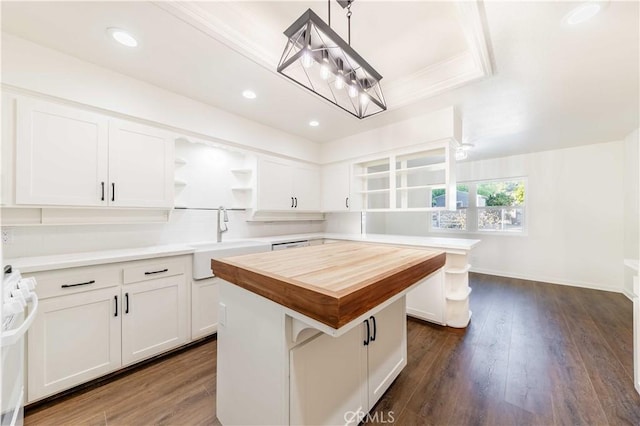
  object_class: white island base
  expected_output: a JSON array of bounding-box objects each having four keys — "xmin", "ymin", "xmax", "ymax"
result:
[{"xmin": 217, "ymin": 281, "xmax": 408, "ymax": 426}]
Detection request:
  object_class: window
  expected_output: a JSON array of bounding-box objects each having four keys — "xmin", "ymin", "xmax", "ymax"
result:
[
  {"xmin": 431, "ymin": 185, "xmax": 469, "ymax": 230},
  {"xmin": 430, "ymin": 178, "xmax": 526, "ymax": 234},
  {"xmin": 476, "ymin": 180, "xmax": 525, "ymax": 232}
]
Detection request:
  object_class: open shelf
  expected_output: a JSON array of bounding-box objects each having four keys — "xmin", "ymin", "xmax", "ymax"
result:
[
  {"xmin": 446, "ymin": 287, "xmax": 472, "ymax": 302},
  {"xmin": 231, "ymin": 187, "xmax": 252, "ymax": 191},
  {"xmin": 174, "ymin": 157, "xmax": 187, "ymax": 165},
  {"xmin": 356, "ymin": 170, "xmax": 391, "ymax": 178},
  {"xmin": 174, "ymin": 179, "xmax": 187, "ymax": 186},
  {"xmin": 445, "ymin": 264, "xmax": 472, "ymax": 274},
  {"xmin": 396, "ymin": 184, "xmax": 446, "ymax": 191},
  {"xmin": 231, "ymin": 168, "xmax": 253, "ymax": 174},
  {"xmin": 359, "ymin": 188, "xmax": 391, "ymax": 194},
  {"xmin": 395, "ymin": 163, "xmax": 446, "ymax": 174}
]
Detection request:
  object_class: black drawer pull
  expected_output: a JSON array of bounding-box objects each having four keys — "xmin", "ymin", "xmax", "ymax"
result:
[
  {"xmin": 144, "ymin": 268, "xmax": 168, "ymax": 275},
  {"xmin": 114, "ymin": 295, "xmax": 118, "ymax": 317},
  {"xmin": 111, "ymin": 182, "xmax": 115, "ymax": 202},
  {"xmin": 346, "ymin": 197, "xmax": 349, "ymax": 208},
  {"xmin": 370, "ymin": 315, "xmax": 377, "ymax": 342},
  {"xmin": 291, "ymin": 197, "xmax": 294, "ymax": 208},
  {"xmin": 101, "ymin": 182, "xmax": 105, "ymax": 201},
  {"xmin": 125, "ymin": 292, "xmax": 129, "ymax": 314},
  {"xmin": 364, "ymin": 319, "xmax": 370, "ymax": 346},
  {"xmin": 61, "ymin": 280, "xmax": 96, "ymax": 289}
]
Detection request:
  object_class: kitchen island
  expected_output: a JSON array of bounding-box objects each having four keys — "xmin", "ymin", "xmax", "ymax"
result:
[{"xmin": 211, "ymin": 242, "xmax": 445, "ymax": 425}]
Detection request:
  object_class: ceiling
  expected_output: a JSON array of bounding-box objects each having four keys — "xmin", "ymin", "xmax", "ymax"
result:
[{"xmin": 1, "ymin": 1, "xmax": 638, "ymax": 161}]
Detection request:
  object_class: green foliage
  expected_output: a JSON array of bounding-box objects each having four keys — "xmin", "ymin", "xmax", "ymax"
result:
[
  {"xmin": 485, "ymin": 192, "xmax": 514, "ymax": 206},
  {"xmin": 514, "ymin": 182, "xmax": 525, "ymax": 205}
]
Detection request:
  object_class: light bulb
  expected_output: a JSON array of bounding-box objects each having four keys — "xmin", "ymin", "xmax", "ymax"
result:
[
  {"xmin": 302, "ymin": 49, "xmax": 313, "ymax": 68},
  {"xmin": 348, "ymin": 85, "xmax": 358, "ymax": 98},
  {"xmin": 320, "ymin": 64, "xmax": 331, "ymax": 80},
  {"xmin": 360, "ymin": 92, "xmax": 369, "ymax": 106},
  {"xmin": 335, "ymin": 74, "xmax": 345, "ymax": 90}
]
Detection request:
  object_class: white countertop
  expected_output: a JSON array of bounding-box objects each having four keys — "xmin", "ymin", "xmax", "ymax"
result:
[{"xmin": 6, "ymin": 233, "xmax": 480, "ymax": 273}]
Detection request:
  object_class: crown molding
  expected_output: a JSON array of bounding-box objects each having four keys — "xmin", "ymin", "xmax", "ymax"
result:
[{"xmin": 154, "ymin": 0, "xmax": 494, "ymax": 112}]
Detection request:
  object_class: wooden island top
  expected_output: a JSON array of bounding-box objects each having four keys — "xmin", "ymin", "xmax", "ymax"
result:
[{"xmin": 211, "ymin": 241, "xmax": 446, "ymax": 329}]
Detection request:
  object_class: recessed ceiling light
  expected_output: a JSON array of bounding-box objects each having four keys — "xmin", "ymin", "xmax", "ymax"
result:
[
  {"xmin": 309, "ymin": 120, "xmax": 320, "ymax": 127},
  {"xmin": 107, "ymin": 28, "xmax": 138, "ymax": 48},
  {"xmin": 563, "ymin": 2, "xmax": 605, "ymax": 25},
  {"xmin": 242, "ymin": 90, "xmax": 257, "ymax": 99}
]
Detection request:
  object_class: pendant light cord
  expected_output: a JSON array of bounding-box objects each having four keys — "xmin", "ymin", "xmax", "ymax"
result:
[
  {"xmin": 347, "ymin": 2, "xmax": 352, "ymax": 45},
  {"xmin": 328, "ymin": 0, "xmax": 331, "ymax": 27}
]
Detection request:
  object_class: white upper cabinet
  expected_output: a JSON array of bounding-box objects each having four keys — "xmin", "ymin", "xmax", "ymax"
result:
[
  {"xmin": 15, "ymin": 98, "xmax": 174, "ymax": 208},
  {"xmin": 16, "ymin": 98, "xmax": 109, "ymax": 206},
  {"xmin": 321, "ymin": 162, "xmax": 362, "ymax": 212},
  {"xmin": 108, "ymin": 120, "xmax": 174, "ymax": 208},
  {"xmin": 256, "ymin": 157, "xmax": 320, "ymax": 212}
]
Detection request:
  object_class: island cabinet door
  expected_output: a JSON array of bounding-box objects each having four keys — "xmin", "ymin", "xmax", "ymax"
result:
[
  {"xmin": 366, "ymin": 297, "xmax": 408, "ymax": 410},
  {"xmin": 290, "ymin": 325, "xmax": 368, "ymax": 426}
]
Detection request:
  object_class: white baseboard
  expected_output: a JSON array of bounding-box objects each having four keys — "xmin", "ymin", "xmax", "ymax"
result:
[
  {"xmin": 470, "ymin": 267, "xmax": 624, "ymax": 295},
  {"xmin": 622, "ymin": 288, "xmax": 634, "ymax": 301}
]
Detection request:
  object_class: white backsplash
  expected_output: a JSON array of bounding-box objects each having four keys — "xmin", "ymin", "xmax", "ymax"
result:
[{"xmin": 1, "ymin": 209, "xmax": 325, "ymax": 259}]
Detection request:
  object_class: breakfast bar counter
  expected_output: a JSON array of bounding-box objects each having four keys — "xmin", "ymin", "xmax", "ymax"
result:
[{"xmin": 212, "ymin": 242, "xmax": 445, "ymax": 425}]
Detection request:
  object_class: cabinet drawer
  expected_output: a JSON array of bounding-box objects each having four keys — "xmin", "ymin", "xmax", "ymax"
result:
[
  {"xmin": 123, "ymin": 259, "xmax": 185, "ymax": 284},
  {"xmin": 29, "ymin": 265, "xmax": 121, "ymax": 300}
]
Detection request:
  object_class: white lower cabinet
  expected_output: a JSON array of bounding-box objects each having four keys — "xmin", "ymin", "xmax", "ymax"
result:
[
  {"xmin": 406, "ymin": 270, "xmax": 445, "ymax": 325},
  {"xmin": 28, "ymin": 286, "xmax": 121, "ymax": 401},
  {"xmin": 121, "ymin": 274, "xmax": 188, "ymax": 366},
  {"xmin": 26, "ymin": 255, "xmax": 190, "ymax": 402},
  {"xmin": 289, "ymin": 298, "xmax": 407, "ymax": 425},
  {"xmin": 191, "ymin": 277, "xmax": 219, "ymax": 339}
]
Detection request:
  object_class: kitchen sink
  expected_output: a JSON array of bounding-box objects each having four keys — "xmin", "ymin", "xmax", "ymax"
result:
[{"xmin": 190, "ymin": 240, "xmax": 271, "ymax": 279}]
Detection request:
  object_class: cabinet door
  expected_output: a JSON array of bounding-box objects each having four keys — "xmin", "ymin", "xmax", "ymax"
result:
[
  {"xmin": 16, "ymin": 98, "xmax": 109, "ymax": 206},
  {"xmin": 293, "ymin": 165, "xmax": 321, "ymax": 211},
  {"xmin": 28, "ymin": 287, "xmax": 121, "ymax": 402},
  {"xmin": 367, "ymin": 297, "xmax": 407, "ymax": 410},
  {"xmin": 191, "ymin": 277, "xmax": 219, "ymax": 339},
  {"xmin": 121, "ymin": 275, "xmax": 188, "ymax": 366},
  {"xmin": 256, "ymin": 158, "xmax": 294, "ymax": 211},
  {"xmin": 406, "ymin": 270, "xmax": 445, "ymax": 325},
  {"xmin": 108, "ymin": 120, "xmax": 174, "ymax": 208},
  {"xmin": 321, "ymin": 163, "xmax": 350, "ymax": 212},
  {"xmin": 290, "ymin": 325, "xmax": 368, "ymax": 426}
]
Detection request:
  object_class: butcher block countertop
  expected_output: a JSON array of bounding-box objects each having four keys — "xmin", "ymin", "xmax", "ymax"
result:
[{"xmin": 211, "ymin": 241, "xmax": 446, "ymax": 329}]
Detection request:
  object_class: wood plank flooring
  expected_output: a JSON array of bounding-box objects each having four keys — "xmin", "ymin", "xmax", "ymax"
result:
[{"xmin": 26, "ymin": 273, "xmax": 640, "ymax": 425}]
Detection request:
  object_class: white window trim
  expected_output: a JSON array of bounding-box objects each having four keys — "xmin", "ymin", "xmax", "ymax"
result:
[{"xmin": 429, "ymin": 177, "xmax": 528, "ymax": 235}]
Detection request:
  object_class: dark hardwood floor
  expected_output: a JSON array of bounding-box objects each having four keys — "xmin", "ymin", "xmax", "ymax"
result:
[{"xmin": 26, "ymin": 273, "xmax": 640, "ymax": 425}]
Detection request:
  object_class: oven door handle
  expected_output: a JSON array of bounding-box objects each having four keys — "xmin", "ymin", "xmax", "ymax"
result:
[{"xmin": 0, "ymin": 292, "xmax": 39, "ymax": 347}]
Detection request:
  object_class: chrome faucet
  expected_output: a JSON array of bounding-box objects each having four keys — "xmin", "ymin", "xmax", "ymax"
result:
[{"xmin": 217, "ymin": 206, "xmax": 229, "ymax": 243}]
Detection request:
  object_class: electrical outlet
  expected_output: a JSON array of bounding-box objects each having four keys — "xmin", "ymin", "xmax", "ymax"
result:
[{"xmin": 2, "ymin": 229, "xmax": 13, "ymax": 244}]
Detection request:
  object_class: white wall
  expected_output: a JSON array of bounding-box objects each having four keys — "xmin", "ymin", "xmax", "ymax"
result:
[
  {"xmin": 1, "ymin": 33, "xmax": 320, "ymax": 163},
  {"xmin": 624, "ymin": 129, "xmax": 639, "ymax": 296},
  {"xmin": 355, "ymin": 140, "xmax": 626, "ymax": 292}
]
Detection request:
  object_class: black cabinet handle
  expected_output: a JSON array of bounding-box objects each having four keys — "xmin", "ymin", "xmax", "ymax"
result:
[
  {"xmin": 101, "ymin": 182, "xmax": 105, "ymax": 201},
  {"xmin": 294, "ymin": 197, "xmax": 298, "ymax": 208},
  {"xmin": 144, "ymin": 268, "xmax": 168, "ymax": 275},
  {"xmin": 291, "ymin": 197, "xmax": 294, "ymax": 208},
  {"xmin": 370, "ymin": 315, "xmax": 377, "ymax": 342},
  {"xmin": 125, "ymin": 293, "xmax": 129, "ymax": 314},
  {"xmin": 346, "ymin": 197, "xmax": 349, "ymax": 208},
  {"xmin": 61, "ymin": 280, "xmax": 95, "ymax": 289},
  {"xmin": 364, "ymin": 319, "xmax": 370, "ymax": 346},
  {"xmin": 114, "ymin": 295, "xmax": 118, "ymax": 317},
  {"xmin": 111, "ymin": 183, "xmax": 115, "ymax": 202}
]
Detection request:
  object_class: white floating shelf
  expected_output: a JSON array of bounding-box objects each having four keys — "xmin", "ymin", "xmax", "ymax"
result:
[
  {"xmin": 231, "ymin": 187, "xmax": 252, "ymax": 191},
  {"xmin": 445, "ymin": 264, "xmax": 472, "ymax": 274},
  {"xmin": 174, "ymin": 179, "xmax": 187, "ymax": 186},
  {"xmin": 446, "ymin": 287, "xmax": 472, "ymax": 302},
  {"xmin": 174, "ymin": 157, "xmax": 187, "ymax": 165},
  {"xmin": 231, "ymin": 168, "xmax": 253, "ymax": 174}
]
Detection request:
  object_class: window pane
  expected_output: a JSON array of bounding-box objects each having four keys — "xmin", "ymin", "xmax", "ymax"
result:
[
  {"xmin": 476, "ymin": 180, "xmax": 525, "ymax": 207},
  {"xmin": 431, "ymin": 185, "xmax": 469, "ymax": 208},
  {"xmin": 432, "ymin": 209, "xmax": 467, "ymax": 230},
  {"xmin": 478, "ymin": 207, "xmax": 524, "ymax": 232}
]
